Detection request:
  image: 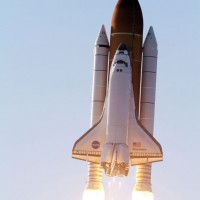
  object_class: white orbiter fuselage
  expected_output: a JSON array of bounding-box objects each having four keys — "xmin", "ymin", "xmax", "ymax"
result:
[{"xmin": 72, "ymin": 44, "xmax": 162, "ymax": 177}]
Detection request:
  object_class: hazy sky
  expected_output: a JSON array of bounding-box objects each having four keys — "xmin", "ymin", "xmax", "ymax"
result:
[{"xmin": 1, "ymin": 0, "xmax": 200, "ymax": 200}]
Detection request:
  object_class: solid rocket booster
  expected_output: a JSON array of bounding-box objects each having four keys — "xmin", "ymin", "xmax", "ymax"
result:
[
  {"xmin": 109, "ymin": 0, "xmax": 143, "ymax": 115},
  {"xmin": 134, "ymin": 27, "xmax": 158, "ymax": 192},
  {"xmin": 140, "ymin": 27, "xmax": 158, "ymax": 133},
  {"xmin": 91, "ymin": 25, "xmax": 109, "ymax": 125},
  {"xmin": 85, "ymin": 26, "xmax": 109, "ymax": 191}
]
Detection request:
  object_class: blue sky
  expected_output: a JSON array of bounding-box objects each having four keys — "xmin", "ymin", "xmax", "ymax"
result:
[{"xmin": 0, "ymin": 0, "xmax": 200, "ymax": 200}]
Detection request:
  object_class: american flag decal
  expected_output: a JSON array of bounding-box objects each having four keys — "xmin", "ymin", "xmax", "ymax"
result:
[{"xmin": 133, "ymin": 142, "xmax": 141, "ymax": 148}]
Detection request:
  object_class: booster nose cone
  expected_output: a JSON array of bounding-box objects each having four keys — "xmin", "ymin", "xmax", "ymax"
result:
[
  {"xmin": 143, "ymin": 26, "xmax": 158, "ymax": 57},
  {"xmin": 118, "ymin": 43, "xmax": 128, "ymax": 51},
  {"xmin": 95, "ymin": 25, "xmax": 109, "ymax": 46}
]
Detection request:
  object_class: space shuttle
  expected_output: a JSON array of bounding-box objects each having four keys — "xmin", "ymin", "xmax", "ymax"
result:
[
  {"xmin": 72, "ymin": 0, "xmax": 163, "ymax": 179},
  {"xmin": 72, "ymin": 42, "xmax": 162, "ymax": 177}
]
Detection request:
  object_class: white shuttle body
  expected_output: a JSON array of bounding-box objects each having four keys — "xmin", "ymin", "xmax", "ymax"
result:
[{"xmin": 72, "ymin": 44, "xmax": 162, "ymax": 177}]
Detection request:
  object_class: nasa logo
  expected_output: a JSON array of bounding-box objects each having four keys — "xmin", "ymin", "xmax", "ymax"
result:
[{"xmin": 92, "ymin": 141, "xmax": 100, "ymax": 149}]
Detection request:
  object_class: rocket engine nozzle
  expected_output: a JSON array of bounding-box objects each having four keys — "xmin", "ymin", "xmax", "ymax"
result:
[{"xmin": 100, "ymin": 143, "xmax": 130, "ymax": 177}]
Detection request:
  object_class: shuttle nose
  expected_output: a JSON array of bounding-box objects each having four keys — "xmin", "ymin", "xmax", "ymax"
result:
[{"xmin": 118, "ymin": 43, "xmax": 128, "ymax": 51}]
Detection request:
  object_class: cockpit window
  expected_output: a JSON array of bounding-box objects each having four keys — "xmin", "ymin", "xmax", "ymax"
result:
[{"xmin": 114, "ymin": 60, "xmax": 128, "ymax": 67}]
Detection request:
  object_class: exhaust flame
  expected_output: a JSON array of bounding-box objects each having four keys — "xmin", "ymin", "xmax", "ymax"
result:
[
  {"xmin": 83, "ymin": 189, "xmax": 105, "ymax": 200},
  {"xmin": 132, "ymin": 191, "xmax": 154, "ymax": 200}
]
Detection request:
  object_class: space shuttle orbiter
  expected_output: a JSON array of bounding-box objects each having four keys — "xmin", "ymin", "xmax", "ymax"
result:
[{"xmin": 72, "ymin": 43, "xmax": 162, "ymax": 177}]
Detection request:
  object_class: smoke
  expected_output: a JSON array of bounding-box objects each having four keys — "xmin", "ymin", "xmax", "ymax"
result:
[
  {"xmin": 106, "ymin": 177, "xmax": 131, "ymax": 200},
  {"xmin": 132, "ymin": 191, "xmax": 154, "ymax": 200},
  {"xmin": 82, "ymin": 189, "xmax": 105, "ymax": 200},
  {"xmin": 82, "ymin": 178, "xmax": 155, "ymax": 200},
  {"xmin": 107, "ymin": 178, "xmax": 120, "ymax": 200}
]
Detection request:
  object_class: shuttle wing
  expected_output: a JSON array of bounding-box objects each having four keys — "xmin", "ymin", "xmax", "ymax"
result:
[
  {"xmin": 72, "ymin": 108, "xmax": 107, "ymax": 163},
  {"xmin": 128, "ymin": 89, "xmax": 163, "ymax": 165}
]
